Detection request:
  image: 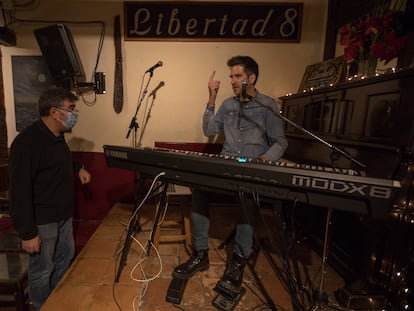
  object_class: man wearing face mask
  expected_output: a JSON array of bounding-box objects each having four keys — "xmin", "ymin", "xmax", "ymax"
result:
[
  {"xmin": 9, "ymin": 87, "xmax": 91, "ymax": 310},
  {"xmin": 173, "ymin": 56, "xmax": 287, "ymax": 301}
]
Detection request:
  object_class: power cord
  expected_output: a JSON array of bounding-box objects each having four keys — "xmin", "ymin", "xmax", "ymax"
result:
[{"xmin": 111, "ymin": 171, "xmax": 166, "ymax": 311}]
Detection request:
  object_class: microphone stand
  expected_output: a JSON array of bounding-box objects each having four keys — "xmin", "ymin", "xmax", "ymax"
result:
[
  {"xmin": 246, "ymin": 95, "xmax": 366, "ymax": 169},
  {"xmin": 138, "ymin": 81, "xmax": 165, "ymax": 146},
  {"xmin": 125, "ymin": 70, "xmax": 156, "ymax": 143},
  {"xmin": 116, "ymin": 69, "xmax": 156, "ymax": 283}
]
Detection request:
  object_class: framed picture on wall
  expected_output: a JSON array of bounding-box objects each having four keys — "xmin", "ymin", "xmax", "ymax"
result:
[
  {"xmin": 298, "ymin": 56, "xmax": 346, "ymax": 92},
  {"xmin": 11, "ymin": 56, "xmax": 55, "ymax": 132}
]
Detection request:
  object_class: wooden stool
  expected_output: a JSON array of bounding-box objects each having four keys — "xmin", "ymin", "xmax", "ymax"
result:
[{"xmin": 152, "ymin": 184, "xmax": 192, "ymax": 255}]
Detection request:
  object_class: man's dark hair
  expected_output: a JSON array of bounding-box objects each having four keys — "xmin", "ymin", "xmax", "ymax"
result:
[
  {"xmin": 227, "ymin": 55, "xmax": 259, "ymax": 83},
  {"xmin": 38, "ymin": 87, "xmax": 78, "ymax": 117}
]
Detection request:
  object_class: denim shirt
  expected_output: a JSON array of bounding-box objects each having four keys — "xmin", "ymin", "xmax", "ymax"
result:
[{"xmin": 203, "ymin": 91, "xmax": 288, "ymax": 161}]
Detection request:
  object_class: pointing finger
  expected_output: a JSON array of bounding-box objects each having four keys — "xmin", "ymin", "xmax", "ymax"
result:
[{"xmin": 209, "ymin": 70, "xmax": 216, "ymax": 81}]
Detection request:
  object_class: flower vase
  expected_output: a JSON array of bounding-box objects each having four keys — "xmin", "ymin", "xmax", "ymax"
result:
[
  {"xmin": 358, "ymin": 56, "xmax": 378, "ymax": 78},
  {"xmin": 377, "ymin": 57, "xmax": 397, "ymax": 74},
  {"xmin": 346, "ymin": 61, "xmax": 358, "ymax": 80}
]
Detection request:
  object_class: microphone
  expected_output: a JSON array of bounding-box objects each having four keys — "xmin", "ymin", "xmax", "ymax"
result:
[
  {"xmin": 241, "ymin": 79, "xmax": 248, "ymax": 99},
  {"xmin": 149, "ymin": 81, "xmax": 165, "ymax": 97},
  {"xmin": 145, "ymin": 61, "xmax": 163, "ymax": 73}
]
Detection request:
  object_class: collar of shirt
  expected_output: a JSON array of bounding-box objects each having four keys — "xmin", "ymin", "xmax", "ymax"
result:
[{"xmin": 37, "ymin": 120, "xmax": 65, "ymax": 143}]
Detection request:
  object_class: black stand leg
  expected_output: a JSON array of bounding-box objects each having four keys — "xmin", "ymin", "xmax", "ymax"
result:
[
  {"xmin": 218, "ymin": 227, "xmax": 235, "ymax": 250},
  {"xmin": 114, "ymin": 176, "xmax": 145, "ymax": 283},
  {"xmin": 310, "ymin": 207, "xmax": 333, "ymax": 309},
  {"xmin": 114, "ymin": 206, "xmax": 142, "ymax": 282},
  {"xmin": 311, "ymin": 208, "xmax": 351, "ymax": 311},
  {"xmin": 248, "ymin": 237, "xmax": 278, "ymax": 311}
]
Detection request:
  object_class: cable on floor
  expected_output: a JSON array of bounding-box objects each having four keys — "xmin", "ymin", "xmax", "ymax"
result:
[{"xmin": 110, "ymin": 172, "xmax": 166, "ymax": 311}]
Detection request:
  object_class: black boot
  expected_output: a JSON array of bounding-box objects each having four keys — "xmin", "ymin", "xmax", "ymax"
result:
[
  {"xmin": 216, "ymin": 253, "xmax": 248, "ymax": 297},
  {"xmin": 173, "ymin": 249, "xmax": 209, "ymax": 279}
]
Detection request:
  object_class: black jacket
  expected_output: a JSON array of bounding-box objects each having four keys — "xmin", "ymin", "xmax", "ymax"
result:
[{"xmin": 9, "ymin": 120, "xmax": 79, "ymax": 240}]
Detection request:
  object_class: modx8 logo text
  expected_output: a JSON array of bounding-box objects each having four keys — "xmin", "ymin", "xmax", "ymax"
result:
[{"xmin": 292, "ymin": 175, "xmax": 392, "ymax": 199}]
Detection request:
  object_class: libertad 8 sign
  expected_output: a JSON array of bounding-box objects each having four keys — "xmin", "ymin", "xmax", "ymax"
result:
[{"xmin": 124, "ymin": 1, "xmax": 303, "ymax": 42}]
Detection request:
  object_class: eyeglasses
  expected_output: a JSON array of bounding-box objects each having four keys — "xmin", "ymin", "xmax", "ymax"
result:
[{"xmin": 56, "ymin": 106, "xmax": 79, "ymax": 115}]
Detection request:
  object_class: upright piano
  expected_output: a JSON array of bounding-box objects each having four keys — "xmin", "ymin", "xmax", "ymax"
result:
[{"xmin": 279, "ymin": 68, "xmax": 414, "ymax": 309}]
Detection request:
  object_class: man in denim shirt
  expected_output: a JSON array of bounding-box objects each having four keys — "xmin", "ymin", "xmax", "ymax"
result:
[{"xmin": 173, "ymin": 56, "xmax": 287, "ymax": 297}]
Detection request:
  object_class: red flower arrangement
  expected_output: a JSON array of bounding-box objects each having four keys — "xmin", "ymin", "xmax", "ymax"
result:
[{"xmin": 339, "ymin": 10, "xmax": 408, "ymax": 64}]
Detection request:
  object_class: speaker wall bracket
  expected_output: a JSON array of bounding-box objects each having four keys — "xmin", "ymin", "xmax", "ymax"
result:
[{"xmin": 74, "ymin": 72, "xmax": 106, "ymax": 94}]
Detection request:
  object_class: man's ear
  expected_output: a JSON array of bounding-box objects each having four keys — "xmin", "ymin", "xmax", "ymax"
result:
[
  {"xmin": 49, "ymin": 106, "xmax": 59, "ymax": 118},
  {"xmin": 248, "ymin": 74, "xmax": 256, "ymax": 85}
]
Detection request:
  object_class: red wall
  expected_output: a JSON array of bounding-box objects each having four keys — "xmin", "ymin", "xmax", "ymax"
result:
[{"xmin": 72, "ymin": 151, "xmax": 136, "ymax": 220}]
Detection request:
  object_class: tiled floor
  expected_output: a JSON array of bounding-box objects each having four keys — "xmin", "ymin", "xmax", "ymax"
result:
[{"xmin": 3, "ymin": 201, "xmax": 347, "ymax": 311}]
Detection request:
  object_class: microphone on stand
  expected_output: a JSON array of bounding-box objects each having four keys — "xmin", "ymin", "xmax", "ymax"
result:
[
  {"xmin": 126, "ymin": 62, "xmax": 163, "ymax": 139},
  {"xmin": 240, "ymin": 79, "xmax": 250, "ymax": 103},
  {"xmin": 149, "ymin": 81, "xmax": 165, "ymax": 97},
  {"xmin": 241, "ymin": 79, "xmax": 247, "ymax": 98},
  {"xmin": 145, "ymin": 61, "xmax": 163, "ymax": 73}
]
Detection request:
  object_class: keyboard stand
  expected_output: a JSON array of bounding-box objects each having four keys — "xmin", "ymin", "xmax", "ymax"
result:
[{"xmin": 114, "ymin": 176, "xmax": 147, "ymax": 282}]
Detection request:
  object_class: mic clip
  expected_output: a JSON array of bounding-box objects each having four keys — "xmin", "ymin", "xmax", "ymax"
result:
[{"xmin": 239, "ymin": 94, "xmax": 252, "ymax": 103}]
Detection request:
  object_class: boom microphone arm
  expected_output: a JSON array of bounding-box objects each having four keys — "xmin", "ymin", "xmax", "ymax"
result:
[{"xmin": 248, "ymin": 95, "xmax": 366, "ymax": 169}]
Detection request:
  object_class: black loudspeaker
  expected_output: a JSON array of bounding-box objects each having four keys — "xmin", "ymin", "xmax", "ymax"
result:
[{"xmin": 34, "ymin": 24, "xmax": 84, "ymax": 83}]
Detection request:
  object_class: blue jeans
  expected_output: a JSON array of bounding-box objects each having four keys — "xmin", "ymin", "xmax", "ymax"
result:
[
  {"xmin": 191, "ymin": 190, "xmax": 255, "ymax": 258},
  {"xmin": 28, "ymin": 217, "xmax": 75, "ymax": 310}
]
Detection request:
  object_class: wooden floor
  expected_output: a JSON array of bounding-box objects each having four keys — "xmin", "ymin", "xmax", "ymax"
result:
[{"xmin": 5, "ymin": 202, "xmax": 348, "ymax": 311}]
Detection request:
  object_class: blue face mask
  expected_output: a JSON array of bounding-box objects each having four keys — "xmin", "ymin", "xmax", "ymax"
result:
[{"xmin": 60, "ymin": 111, "xmax": 78, "ymax": 129}]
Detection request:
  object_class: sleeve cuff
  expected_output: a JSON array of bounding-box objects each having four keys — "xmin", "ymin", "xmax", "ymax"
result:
[{"xmin": 73, "ymin": 162, "xmax": 84, "ymax": 172}]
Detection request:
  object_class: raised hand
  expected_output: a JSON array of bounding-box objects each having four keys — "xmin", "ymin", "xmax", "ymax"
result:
[{"xmin": 208, "ymin": 70, "xmax": 220, "ymax": 106}]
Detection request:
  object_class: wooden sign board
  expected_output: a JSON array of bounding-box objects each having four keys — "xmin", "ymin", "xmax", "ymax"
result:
[{"xmin": 124, "ymin": 1, "xmax": 303, "ymax": 42}]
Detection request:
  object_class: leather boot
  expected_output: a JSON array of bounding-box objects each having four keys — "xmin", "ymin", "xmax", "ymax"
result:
[
  {"xmin": 173, "ymin": 249, "xmax": 209, "ymax": 279},
  {"xmin": 216, "ymin": 253, "xmax": 248, "ymax": 296}
]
